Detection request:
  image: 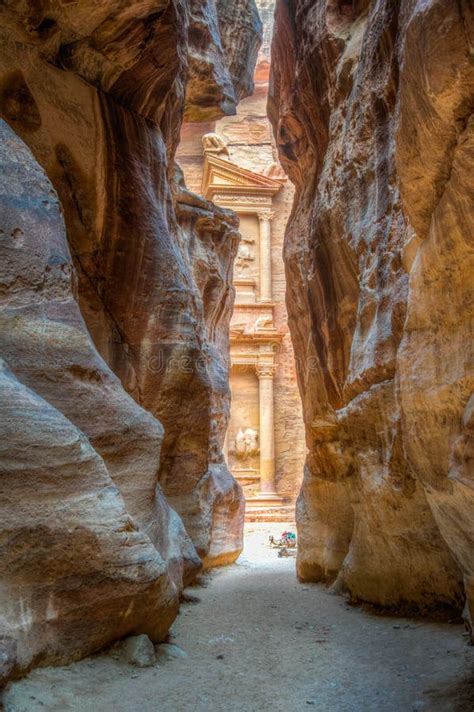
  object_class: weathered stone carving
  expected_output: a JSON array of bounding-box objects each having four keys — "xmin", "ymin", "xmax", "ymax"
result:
[
  {"xmin": 202, "ymin": 132, "xmax": 230, "ymax": 156},
  {"xmin": 213, "ymin": 194, "xmax": 270, "ymax": 204},
  {"xmin": 257, "ymin": 210, "xmax": 275, "ymax": 222},
  {"xmin": 253, "ymin": 315, "xmax": 274, "ymax": 330},
  {"xmin": 236, "ymin": 238, "xmax": 256, "ymax": 274},
  {"xmin": 255, "ymin": 365, "xmax": 276, "ymax": 379},
  {"xmin": 234, "ymin": 428, "xmax": 260, "ymax": 459},
  {"xmin": 230, "ymin": 322, "xmax": 247, "ymax": 337}
]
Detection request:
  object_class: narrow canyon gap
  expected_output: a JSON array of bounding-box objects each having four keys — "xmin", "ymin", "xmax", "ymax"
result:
[
  {"xmin": 177, "ymin": 0, "xmax": 306, "ymax": 524},
  {"xmin": 0, "ymin": 0, "xmax": 473, "ymax": 705}
]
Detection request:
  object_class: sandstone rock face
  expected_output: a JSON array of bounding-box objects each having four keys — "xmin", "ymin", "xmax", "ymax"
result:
[
  {"xmin": 0, "ymin": 356, "xmax": 175, "ymax": 681},
  {"xmin": 215, "ymin": 0, "xmax": 263, "ymax": 102},
  {"xmin": 186, "ymin": 0, "xmax": 261, "ymax": 119},
  {"xmin": 269, "ymin": 0, "xmax": 473, "ymax": 618},
  {"xmin": 0, "ymin": 0, "xmax": 260, "ymax": 682},
  {"xmin": 0, "ymin": 120, "xmax": 189, "ymax": 681}
]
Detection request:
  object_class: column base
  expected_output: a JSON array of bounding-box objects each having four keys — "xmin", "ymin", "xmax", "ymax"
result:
[{"xmin": 246, "ymin": 492, "xmax": 284, "ymax": 509}]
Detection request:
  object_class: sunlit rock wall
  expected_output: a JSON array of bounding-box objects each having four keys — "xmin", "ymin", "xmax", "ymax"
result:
[
  {"xmin": 0, "ymin": 0, "xmax": 261, "ymax": 682},
  {"xmin": 269, "ymin": 0, "xmax": 474, "ymax": 619}
]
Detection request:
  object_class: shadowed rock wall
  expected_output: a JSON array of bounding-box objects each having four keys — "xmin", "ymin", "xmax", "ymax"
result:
[
  {"xmin": 269, "ymin": 0, "xmax": 474, "ymax": 621},
  {"xmin": 0, "ymin": 0, "xmax": 261, "ymax": 682}
]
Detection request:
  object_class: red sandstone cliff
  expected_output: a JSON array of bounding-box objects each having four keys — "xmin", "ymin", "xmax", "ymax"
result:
[
  {"xmin": 269, "ymin": 0, "xmax": 474, "ymax": 622},
  {"xmin": 0, "ymin": 0, "xmax": 261, "ymax": 682}
]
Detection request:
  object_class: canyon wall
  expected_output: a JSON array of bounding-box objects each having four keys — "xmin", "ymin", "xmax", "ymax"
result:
[
  {"xmin": 0, "ymin": 0, "xmax": 261, "ymax": 682},
  {"xmin": 269, "ymin": 0, "xmax": 474, "ymax": 621}
]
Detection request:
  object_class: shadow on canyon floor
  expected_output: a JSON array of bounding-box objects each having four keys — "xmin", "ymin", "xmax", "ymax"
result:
[
  {"xmin": 2, "ymin": 524, "xmax": 474, "ymax": 712},
  {"xmin": 423, "ymin": 672, "xmax": 474, "ymax": 712}
]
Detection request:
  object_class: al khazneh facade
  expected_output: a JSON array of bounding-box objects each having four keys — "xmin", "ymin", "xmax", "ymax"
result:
[{"xmin": 177, "ymin": 0, "xmax": 306, "ymax": 519}]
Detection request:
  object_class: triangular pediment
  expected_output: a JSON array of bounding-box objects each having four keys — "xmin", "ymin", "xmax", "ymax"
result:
[{"xmin": 202, "ymin": 153, "xmax": 283, "ymax": 201}]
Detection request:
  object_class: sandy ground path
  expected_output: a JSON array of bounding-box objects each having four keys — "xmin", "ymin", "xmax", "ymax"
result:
[{"xmin": 3, "ymin": 523, "xmax": 474, "ymax": 712}]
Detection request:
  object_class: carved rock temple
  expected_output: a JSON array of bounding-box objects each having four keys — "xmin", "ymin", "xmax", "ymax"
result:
[
  {"xmin": 178, "ymin": 7, "xmax": 306, "ymax": 519},
  {"xmin": 203, "ymin": 136, "xmax": 295, "ymax": 516}
]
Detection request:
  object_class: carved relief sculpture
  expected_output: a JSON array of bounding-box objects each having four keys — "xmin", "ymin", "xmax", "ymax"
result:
[
  {"xmin": 202, "ymin": 132, "xmax": 230, "ymax": 157},
  {"xmin": 253, "ymin": 314, "xmax": 273, "ymax": 331},
  {"xmin": 234, "ymin": 427, "xmax": 260, "ymax": 459},
  {"xmin": 235, "ymin": 236, "xmax": 255, "ymax": 276}
]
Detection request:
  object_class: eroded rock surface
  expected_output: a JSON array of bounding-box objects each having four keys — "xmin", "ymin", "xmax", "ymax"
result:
[
  {"xmin": 0, "ymin": 0, "xmax": 260, "ymax": 683},
  {"xmin": 269, "ymin": 0, "xmax": 474, "ymax": 618},
  {"xmin": 0, "ymin": 120, "xmax": 190, "ymax": 682},
  {"xmin": 0, "ymin": 356, "xmax": 178, "ymax": 682}
]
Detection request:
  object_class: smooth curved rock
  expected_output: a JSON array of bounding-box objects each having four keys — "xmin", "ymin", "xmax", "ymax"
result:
[
  {"xmin": 0, "ymin": 0, "xmax": 260, "ymax": 682},
  {"xmin": 269, "ymin": 0, "xmax": 473, "ymax": 618},
  {"xmin": 0, "ymin": 358, "xmax": 176, "ymax": 682},
  {"xmin": 0, "ymin": 121, "xmax": 200, "ymax": 584},
  {"xmin": 0, "ymin": 121, "xmax": 196, "ymax": 683},
  {"xmin": 0, "ymin": 0, "xmax": 258, "ymax": 572}
]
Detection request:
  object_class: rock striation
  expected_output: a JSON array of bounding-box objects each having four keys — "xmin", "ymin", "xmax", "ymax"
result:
[
  {"xmin": 269, "ymin": 0, "xmax": 474, "ymax": 621},
  {"xmin": 0, "ymin": 0, "xmax": 261, "ymax": 683}
]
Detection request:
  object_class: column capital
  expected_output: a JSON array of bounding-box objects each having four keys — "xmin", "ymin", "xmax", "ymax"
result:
[
  {"xmin": 256, "ymin": 364, "xmax": 276, "ymax": 378},
  {"xmin": 257, "ymin": 210, "xmax": 275, "ymax": 223}
]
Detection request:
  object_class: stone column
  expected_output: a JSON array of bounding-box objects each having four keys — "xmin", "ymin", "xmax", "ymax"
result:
[
  {"xmin": 256, "ymin": 364, "xmax": 277, "ymax": 495},
  {"xmin": 258, "ymin": 211, "xmax": 274, "ymax": 303}
]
